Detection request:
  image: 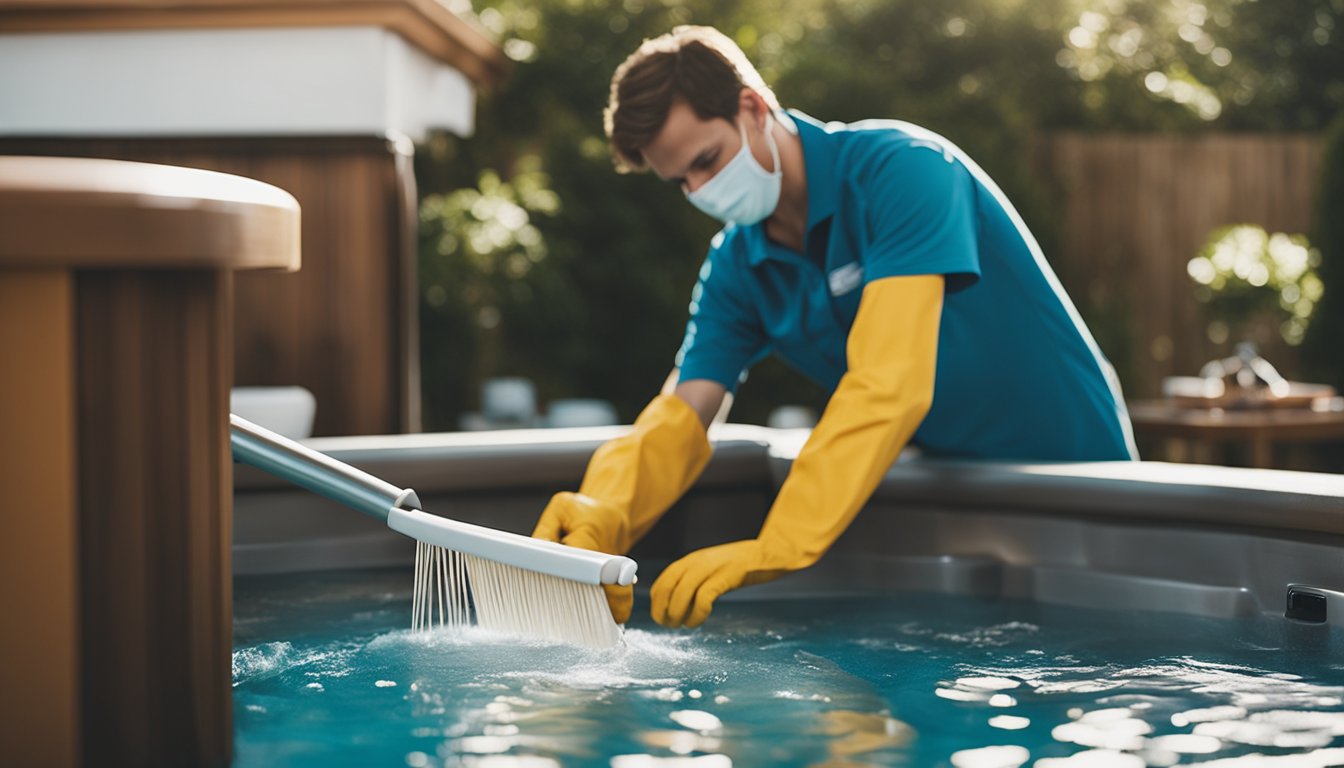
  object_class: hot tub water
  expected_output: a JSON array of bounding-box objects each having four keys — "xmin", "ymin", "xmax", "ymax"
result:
[{"xmin": 233, "ymin": 569, "xmax": 1344, "ymax": 767}]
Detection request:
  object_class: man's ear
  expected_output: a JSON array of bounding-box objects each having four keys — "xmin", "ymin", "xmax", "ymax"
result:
[{"xmin": 738, "ymin": 88, "xmax": 767, "ymax": 129}]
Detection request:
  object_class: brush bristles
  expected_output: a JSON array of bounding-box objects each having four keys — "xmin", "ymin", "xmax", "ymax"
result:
[
  {"xmin": 411, "ymin": 541, "xmax": 623, "ymax": 648},
  {"xmin": 411, "ymin": 541, "xmax": 470, "ymax": 632}
]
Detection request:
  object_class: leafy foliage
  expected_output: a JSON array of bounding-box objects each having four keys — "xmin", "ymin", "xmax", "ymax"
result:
[
  {"xmin": 1187, "ymin": 225, "xmax": 1322, "ymax": 348},
  {"xmin": 417, "ymin": 0, "xmax": 1344, "ymax": 429}
]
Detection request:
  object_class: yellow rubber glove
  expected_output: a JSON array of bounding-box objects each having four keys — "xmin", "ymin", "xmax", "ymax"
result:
[
  {"xmin": 532, "ymin": 393, "xmax": 712, "ymax": 623},
  {"xmin": 650, "ymin": 274, "xmax": 944, "ymax": 628}
]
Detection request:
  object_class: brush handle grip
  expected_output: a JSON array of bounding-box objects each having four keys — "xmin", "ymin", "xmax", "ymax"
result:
[{"xmin": 230, "ymin": 414, "xmax": 421, "ymax": 520}]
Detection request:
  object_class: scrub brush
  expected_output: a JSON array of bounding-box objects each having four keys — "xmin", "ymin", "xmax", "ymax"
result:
[{"xmin": 230, "ymin": 415, "xmax": 634, "ymax": 647}]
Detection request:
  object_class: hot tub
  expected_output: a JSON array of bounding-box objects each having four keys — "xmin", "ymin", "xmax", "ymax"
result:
[{"xmin": 232, "ymin": 426, "xmax": 1344, "ymax": 767}]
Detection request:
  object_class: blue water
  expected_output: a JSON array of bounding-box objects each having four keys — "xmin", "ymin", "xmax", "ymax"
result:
[{"xmin": 233, "ymin": 568, "xmax": 1344, "ymax": 767}]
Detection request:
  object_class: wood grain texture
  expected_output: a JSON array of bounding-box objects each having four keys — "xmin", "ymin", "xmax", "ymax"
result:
[
  {"xmin": 1, "ymin": 153, "xmax": 297, "ymax": 765},
  {"xmin": 1, "ymin": 137, "xmax": 420, "ymax": 436},
  {"xmin": 0, "ymin": 269, "xmax": 81, "ymax": 767},
  {"xmin": 76, "ymin": 270, "xmax": 234, "ymax": 767},
  {"xmin": 0, "ymin": 156, "xmax": 299, "ymax": 270},
  {"xmin": 1032, "ymin": 134, "xmax": 1324, "ymax": 398}
]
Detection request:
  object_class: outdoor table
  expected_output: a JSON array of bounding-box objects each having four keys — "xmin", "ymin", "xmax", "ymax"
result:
[{"xmin": 1127, "ymin": 398, "xmax": 1344, "ymax": 469}]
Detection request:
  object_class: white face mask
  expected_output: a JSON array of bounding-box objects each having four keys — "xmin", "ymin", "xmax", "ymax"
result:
[{"xmin": 685, "ymin": 111, "xmax": 782, "ymax": 226}]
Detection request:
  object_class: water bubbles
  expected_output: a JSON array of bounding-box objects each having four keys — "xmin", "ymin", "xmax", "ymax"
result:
[{"xmin": 232, "ymin": 641, "xmax": 293, "ymax": 681}]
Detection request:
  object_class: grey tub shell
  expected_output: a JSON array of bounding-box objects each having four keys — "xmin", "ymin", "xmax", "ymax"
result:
[{"xmin": 233, "ymin": 425, "xmax": 1344, "ymax": 626}]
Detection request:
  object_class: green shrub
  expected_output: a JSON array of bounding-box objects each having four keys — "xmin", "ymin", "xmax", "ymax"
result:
[{"xmin": 1188, "ymin": 224, "xmax": 1323, "ymax": 350}]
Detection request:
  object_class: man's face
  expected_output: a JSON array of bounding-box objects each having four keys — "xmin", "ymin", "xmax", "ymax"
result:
[{"xmin": 641, "ymin": 98, "xmax": 772, "ymax": 195}]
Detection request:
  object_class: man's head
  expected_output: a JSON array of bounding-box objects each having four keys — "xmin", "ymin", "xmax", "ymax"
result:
[{"xmin": 604, "ymin": 26, "xmax": 780, "ymax": 175}]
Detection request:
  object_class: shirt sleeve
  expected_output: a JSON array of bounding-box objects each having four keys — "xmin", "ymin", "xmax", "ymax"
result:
[
  {"xmin": 675, "ymin": 242, "xmax": 770, "ymax": 393},
  {"xmin": 857, "ymin": 140, "xmax": 982, "ymax": 292}
]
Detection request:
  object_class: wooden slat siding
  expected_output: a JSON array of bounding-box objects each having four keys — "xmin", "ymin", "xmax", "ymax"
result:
[
  {"xmin": 0, "ymin": 269, "xmax": 80, "ymax": 767},
  {"xmin": 77, "ymin": 270, "xmax": 234, "ymax": 766},
  {"xmin": 394, "ymin": 144, "xmax": 423, "ymax": 432},
  {"xmin": 1032, "ymin": 134, "xmax": 1324, "ymax": 399},
  {"xmin": 0, "ymin": 136, "xmax": 418, "ymax": 436}
]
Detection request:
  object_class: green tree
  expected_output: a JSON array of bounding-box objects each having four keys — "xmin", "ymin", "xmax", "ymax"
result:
[
  {"xmin": 417, "ymin": 0, "xmax": 1343, "ymax": 430},
  {"xmin": 1053, "ymin": 0, "xmax": 1344, "ymax": 130}
]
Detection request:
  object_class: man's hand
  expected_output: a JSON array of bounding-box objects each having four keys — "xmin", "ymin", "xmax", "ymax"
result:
[
  {"xmin": 649, "ymin": 539, "xmax": 785, "ymax": 628},
  {"xmin": 528, "ymin": 392, "xmax": 717, "ymax": 625},
  {"xmin": 649, "ymin": 275, "xmax": 945, "ymax": 630},
  {"xmin": 533, "ymin": 491, "xmax": 634, "ymax": 623}
]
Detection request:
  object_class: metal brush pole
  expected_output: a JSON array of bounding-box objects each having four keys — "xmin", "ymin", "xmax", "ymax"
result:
[{"xmin": 229, "ymin": 414, "xmax": 421, "ymax": 518}]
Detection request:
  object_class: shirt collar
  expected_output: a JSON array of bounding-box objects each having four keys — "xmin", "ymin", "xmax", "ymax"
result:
[
  {"xmin": 746, "ymin": 109, "xmax": 840, "ymax": 267},
  {"xmin": 790, "ymin": 109, "xmax": 839, "ymax": 230}
]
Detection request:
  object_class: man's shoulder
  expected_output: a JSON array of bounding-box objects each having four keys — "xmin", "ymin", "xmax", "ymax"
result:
[
  {"xmin": 704, "ymin": 224, "xmax": 755, "ymax": 266},
  {"xmin": 813, "ymin": 119, "xmax": 976, "ymax": 207},
  {"xmin": 836, "ymin": 120, "xmax": 962, "ymax": 177}
]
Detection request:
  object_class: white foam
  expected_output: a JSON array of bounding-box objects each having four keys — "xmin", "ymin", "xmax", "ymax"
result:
[{"xmin": 231, "ymin": 641, "xmax": 293, "ymax": 682}]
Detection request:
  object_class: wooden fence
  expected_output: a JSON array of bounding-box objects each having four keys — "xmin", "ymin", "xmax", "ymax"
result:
[{"xmin": 1030, "ymin": 133, "xmax": 1325, "ymax": 399}]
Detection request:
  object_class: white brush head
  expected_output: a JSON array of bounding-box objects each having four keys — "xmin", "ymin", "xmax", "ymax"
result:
[
  {"xmin": 411, "ymin": 541, "xmax": 624, "ymax": 647},
  {"xmin": 387, "ymin": 507, "xmax": 637, "ymax": 586}
]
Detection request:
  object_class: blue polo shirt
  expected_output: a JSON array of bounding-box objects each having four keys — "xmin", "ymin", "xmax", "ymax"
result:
[{"xmin": 676, "ymin": 110, "xmax": 1136, "ymax": 461}]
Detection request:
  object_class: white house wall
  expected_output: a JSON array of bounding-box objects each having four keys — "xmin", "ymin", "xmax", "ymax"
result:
[{"xmin": 0, "ymin": 26, "xmax": 476, "ymax": 140}]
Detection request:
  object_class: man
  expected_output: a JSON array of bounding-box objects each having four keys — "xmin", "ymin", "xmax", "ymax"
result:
[{"xmin": 532, "ymin": 26, "xmax": 1137, "ymax": 630}]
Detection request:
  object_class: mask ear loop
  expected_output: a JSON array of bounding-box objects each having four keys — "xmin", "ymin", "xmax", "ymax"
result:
[
  {"xmin": 740, "ymin": 107, "xmax": 781, "ymax": 176},
  {"xmin": 762, "ymin": 111, "xmax": 781, "ymax": 176}
]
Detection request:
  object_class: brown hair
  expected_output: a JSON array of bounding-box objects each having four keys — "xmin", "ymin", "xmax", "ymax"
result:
[{"xmin": 604, "ymin": 26, "xmax": 779, "ymax": 173}]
